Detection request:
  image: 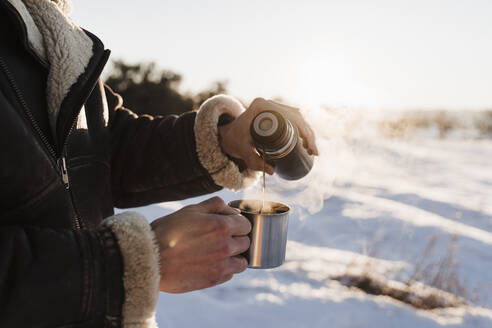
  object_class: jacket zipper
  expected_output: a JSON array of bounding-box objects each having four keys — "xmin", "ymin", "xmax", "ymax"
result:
[
  {"xmin": 0, "ymin": 56, "xmax": 82, "ymax": 230},
  {"xmin": 62, "ymin": 120, "xmax": 84, "ymax": 230}
]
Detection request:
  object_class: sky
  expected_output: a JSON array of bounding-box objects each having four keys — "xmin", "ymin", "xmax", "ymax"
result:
[{"xmin": 71, "ymin": 0, "xmax": 492, "ymax": 110}]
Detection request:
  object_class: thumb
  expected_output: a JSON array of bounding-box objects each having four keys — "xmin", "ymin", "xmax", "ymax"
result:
[{"xmin": 244, "ymin": 151, "xmax": 275, "ymax": 175}]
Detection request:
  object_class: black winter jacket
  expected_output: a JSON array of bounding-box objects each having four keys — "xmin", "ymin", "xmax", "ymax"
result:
[{"xmin": 0, "ymin": 1, "xmax": 225, "ymax": 327}]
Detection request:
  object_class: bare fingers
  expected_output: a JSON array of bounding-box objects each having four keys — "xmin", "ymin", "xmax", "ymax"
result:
[
  {"xmin": 206, "ymin": 255, "xmax": 248, "ymax": 289},
  {"xmin": 251, "ymin": 98, "xmax": 319, "ymax": 156}
]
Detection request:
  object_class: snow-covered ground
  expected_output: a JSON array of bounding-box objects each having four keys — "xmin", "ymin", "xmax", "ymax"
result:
[{"xmin": 124, "ymin": 117, "xmax": 492, "ymax": 327}]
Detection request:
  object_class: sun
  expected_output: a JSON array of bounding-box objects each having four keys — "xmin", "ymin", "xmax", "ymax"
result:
[{"xmin": 293, "ymin": 54, "xmax": 381, "ymax": 110}]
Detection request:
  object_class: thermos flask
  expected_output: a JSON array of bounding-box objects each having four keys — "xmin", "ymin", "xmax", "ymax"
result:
[{"xmin": 250, "ymin": 110, "xmax": 314, "ymax": 180}]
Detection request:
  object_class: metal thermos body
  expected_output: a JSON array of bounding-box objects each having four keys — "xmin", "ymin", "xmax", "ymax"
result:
[{"xmin": 250, "ymin": 110, "xmax": 314, "ymax": 180}]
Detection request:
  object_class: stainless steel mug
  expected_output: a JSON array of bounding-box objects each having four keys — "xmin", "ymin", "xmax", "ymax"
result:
[{"xmin": 228, "ymin": 200, "xmax": 290, "ymax": 269}]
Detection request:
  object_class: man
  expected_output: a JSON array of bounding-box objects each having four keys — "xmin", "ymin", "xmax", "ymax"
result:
[{"xmin": 0, "ymin": 0, "xmax": 318, "ymax": 327}]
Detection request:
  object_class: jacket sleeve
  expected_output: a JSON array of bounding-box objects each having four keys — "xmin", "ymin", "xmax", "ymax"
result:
[
  {"xmin": 106, "ymin": 85, "xmax": 258, "ymax": 208},
  {"xmin": 0, "ymin": 212, "xmax": 160, "ymax": 328}
]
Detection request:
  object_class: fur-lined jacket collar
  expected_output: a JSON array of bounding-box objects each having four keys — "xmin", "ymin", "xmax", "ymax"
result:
[{"xmin": 7, "ymin": 0, "xmax": 96, "ymax": 139}]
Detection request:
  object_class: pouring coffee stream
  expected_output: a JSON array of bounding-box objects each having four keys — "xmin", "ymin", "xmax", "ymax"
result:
[{"xmin": 261, "ymin": 147, "xmax": 266, "ymax": 214}]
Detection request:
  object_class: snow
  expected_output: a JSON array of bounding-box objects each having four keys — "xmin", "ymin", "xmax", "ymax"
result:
[{"xmin": 123, "ymin": 132, "xmax": 492, "ymax": 327}]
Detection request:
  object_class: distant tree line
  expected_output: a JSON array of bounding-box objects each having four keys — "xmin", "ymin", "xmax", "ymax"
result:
[
  {"xmin": 105, "ymin": 59, "xmax": 227, "ymax": 116},
  {"xmin": 378, "ymin": 109, "xmax": 492, "ymax": 139}
]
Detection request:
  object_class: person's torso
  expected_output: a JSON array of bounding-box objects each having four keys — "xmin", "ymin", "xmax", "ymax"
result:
[{"xmin": 0, "ymin": 0, "xmax": 114, "ymax": 230}]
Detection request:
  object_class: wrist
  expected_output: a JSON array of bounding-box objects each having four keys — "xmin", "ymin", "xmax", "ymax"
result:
[{"xmin": 218, "ymin": 122, "xmax": 236, "ymax": 158}]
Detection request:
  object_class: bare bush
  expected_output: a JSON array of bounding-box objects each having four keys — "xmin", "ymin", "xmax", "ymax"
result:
[
  {"xmin": 407, "ymin": 234, "xmax": 479, "ymax": 303},
  {"xmin": 434, "ymin": 111, "xmax": 458, "ymax": 138},
  {"xmin": 377, "ymin": 119, "xmax": 416, "ymax": 138},
  {"xmin": 475, "ymin": 110, "xmax": 492, "ymax": 137},
  {"xmin": 333, "ymin": 233, "xmax": 482, "ymax": 309},
  {"xmin": 375, "ymin": 110, "xmax": 485, "ymax": 139},
  {"xmin": 335, "ymin": 272, "xmax": 466, "ymax": 310}
]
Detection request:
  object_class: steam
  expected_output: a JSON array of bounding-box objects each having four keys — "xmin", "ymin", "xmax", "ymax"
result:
[{"xmin": 241, "ymin": 106, "xmax": 384, "ymax": 218}]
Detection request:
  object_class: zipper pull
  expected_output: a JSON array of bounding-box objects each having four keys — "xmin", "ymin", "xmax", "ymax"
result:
[{"xmin": 58, "ymin": 157, "xmax": 70, "ymax": 189}]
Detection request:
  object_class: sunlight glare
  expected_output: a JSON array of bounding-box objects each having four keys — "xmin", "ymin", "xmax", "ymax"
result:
[{"xmin": 294, "ymin": 54, "xmax": 385, "ymax": 110}]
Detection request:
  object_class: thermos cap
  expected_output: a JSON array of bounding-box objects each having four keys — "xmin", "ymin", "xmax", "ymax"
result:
[
  {"xmin": 249, "ymin": 110, "xmax": 314, "ymax": 180},
  {"xmin": 250, "ymin": 111, "xmax": 289, "ymax": 152},
  {"xmin": 253, "ymin": 112, "xmax": 279, "ymax": 137}
]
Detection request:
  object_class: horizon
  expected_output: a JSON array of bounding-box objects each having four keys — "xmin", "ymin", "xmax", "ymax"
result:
[{"xmin": 72, "ymin": 0, "xmax": 492, "ymax": 111}]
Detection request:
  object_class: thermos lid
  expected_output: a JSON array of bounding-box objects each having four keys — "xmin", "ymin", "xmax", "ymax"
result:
[
  {"xmin": 250, "ymin": 111, "xmax": 287, "ymax": 149},
  {"xmin": 253, "ymin": 112, "xmax": 279, "ymax": 137}
]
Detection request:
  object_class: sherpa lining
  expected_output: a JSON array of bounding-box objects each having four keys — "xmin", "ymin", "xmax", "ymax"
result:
[
  {"xmin": 102, "ymin": 212, "xmax": 160, "ymax": 328},
  {"xmin": 20, "ymin": 0, "xmax": 93, "ymax": 137},
  {"xmin": 194, "ymin": 95, "xmax": 259, "ymax": 190}
]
